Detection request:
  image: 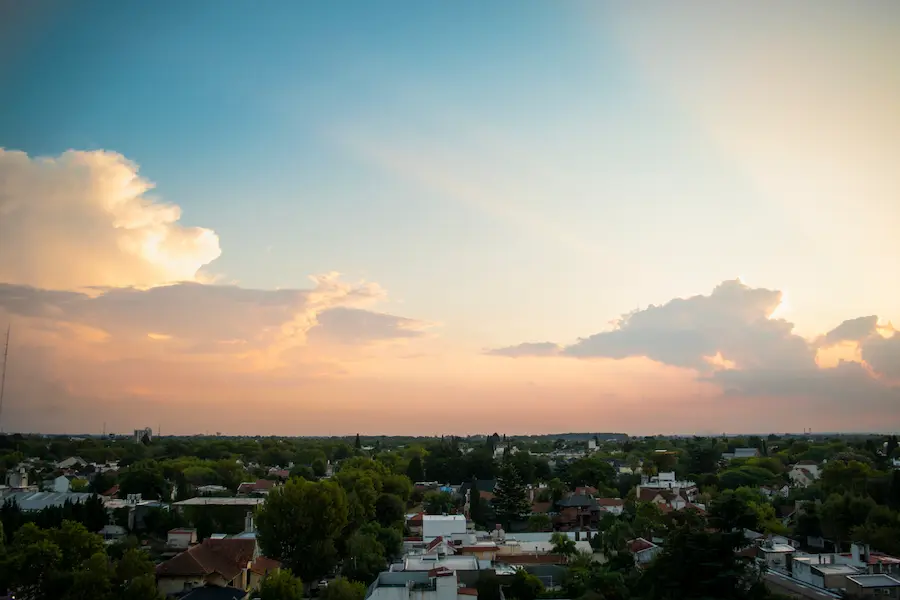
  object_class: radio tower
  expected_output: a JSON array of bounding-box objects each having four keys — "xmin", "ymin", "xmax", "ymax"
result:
[{"xmin": 0, "ymin": 325, "xmax": 10, "ymax": 433}]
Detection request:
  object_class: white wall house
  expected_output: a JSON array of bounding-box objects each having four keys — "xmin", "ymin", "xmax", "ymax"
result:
[
  {"xmin": 422, "ymin": 515, "xmax": 467, "ymax": 542},
  {"xmin": 367, "ymin": 568, "xmax": 466, "ymax": 600},
  {"xmin": 789, "ymin": 462, "xmax": 822, "ymax": 487}
]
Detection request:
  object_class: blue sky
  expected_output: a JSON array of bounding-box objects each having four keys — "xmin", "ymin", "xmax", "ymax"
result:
[{"xmin": 3, "ymin": 1, "xmax": 899, "ymax": 348}]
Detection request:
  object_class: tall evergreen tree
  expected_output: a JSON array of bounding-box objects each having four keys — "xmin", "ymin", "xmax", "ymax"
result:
[
  {"xmin": 493, "ymin": 460, "xmax": 530, "ymax": 530},
  {"xmin": 354, "ymin": 434, "xmax": 362, "ymax": 450},
  {"xmin": 406, "ymin": 455, "xmax": 424, "ymax": 483}
]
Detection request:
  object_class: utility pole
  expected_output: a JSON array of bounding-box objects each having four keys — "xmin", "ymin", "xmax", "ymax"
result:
[{"xmin": 0, "ymin": 325, "xmax": 9, "ymax": 434}]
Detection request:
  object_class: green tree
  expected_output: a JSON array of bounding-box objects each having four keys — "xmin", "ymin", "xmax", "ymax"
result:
[
  {"xmin": 374, "ymin": 493, "xmax": 405, "ymax": 528},
  {"xmin": 259, "ymin": 569, "xmax": 304, "ymax": 600},
  {"xmin": 355, "ymin": 434, "xmax": 362, "ymax": 450},
  {"xmin": 406, "ymin": 455, "xmax": 425, "ymax": 482},
  {"xmin": 709, "ymin": 490, "xmax": 760, "ymax": 532},
  {"xmin": 312, "ymin": 458, "xmax": 328, "ymax": 478},
  {"xmin": 493, "ymin": 461, "xmax": 531, "ymax": 529},
  {"xmin": 527, "ymin": 514, "xmax": 552, "ymax": 532},
  {"xmin": 341, "ymin": 531, "xmax": 386, "ymax": 585},
  {"xmin": 550, "ymin": 532, "xmax": 577, "ymax": 556},
  {"xmin": 321, "ymin": 578, "xmax": 367, "ymax": 600},
  {"xmin": 119, "ymin": 574, "xmax": 164, "ymax": 600},
  {"xmin": 114, "ymin": 548, "xmax": 155, "ymax": 584},
  {"xmin": 256, "ymin": 478, "xmax": 349, "ymax": 585},
  {"xmin": 424, "ymin": 491, "xmax": 454, "ymax": 515},
  {"xmin": 63, "ymin": 552, "xmax": 113, "ymax": 600},
  {"xmin": 506, "ymin": 569, "xmax": 544, "ymax": 600},
  {"xmin": 639, "ymin": 525, "xmax": 767, "ymax": 600},
  {"xmin": 118, "ymin": 460, "xmax": 169, "ymax": 500}
]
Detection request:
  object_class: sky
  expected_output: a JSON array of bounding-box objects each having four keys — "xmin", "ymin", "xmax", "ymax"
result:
[{"xmin": 0, "ymin": 1, "xmax": 898, "ymax": 436}]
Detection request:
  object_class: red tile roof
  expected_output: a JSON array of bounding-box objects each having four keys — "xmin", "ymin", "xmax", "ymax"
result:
[
  {"xmin": 596, "ymin": 498, "xmax": 624, "ymax": 507},
  {"xmin": 531, "ymin": 501, "xmax": 552, "ymax": 514},
  {"xmin": 428, "ymin": 567, "xmax": 455, "ymax": 577},
  {"xmin": 426, "ymin": 536, "xmax": 444, "ymax": 552},
  {"xmin": 250, "ymin": 556, "xmax": 282, "ymax": 575},
  {"xmin": 408, "ymin": 512, "xmax": 424, "ymax": 525},
  {"xmin": 102, "ymin": 484, "xmax": 120, "ymax": 497},
  {"xmin": 627, "ymin": 538, "xmax": 656, "ymax": 553},
  {"xmin": 575, "ymin": 486, "xmax": 598, "ymax": 496},
  {"xmin": 156, "ymin": 538, "xmax": 257, "ymax": 581},
  {"xmin": 458, "ymin": 588, "xmax": 478, "ymax": 596},
  {"xmin": 237, "ymin": 479, "xmax": 277, "ymax": 494}
]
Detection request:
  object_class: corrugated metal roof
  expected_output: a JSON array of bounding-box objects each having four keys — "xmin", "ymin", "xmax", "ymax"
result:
[{"xmin": 5, "ymin": 491, "xmax": 97, "ymax": 511}]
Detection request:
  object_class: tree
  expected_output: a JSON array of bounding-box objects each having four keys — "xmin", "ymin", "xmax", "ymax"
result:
[
  {"xmin": 374, "ymin": 493, "xmax": 405, "ymax": 528},
  {"xmin": 406, "ymin": 455, "xmax": 424, "ymax": 483},
  {"xmin": 256, "ymin": 478, "xmax": 349, "ymax": 585},
  {"xmin": 118, "ymin": 460, "xmax": 169, "ymax": 500},
  {"xmin": 709, "ymin": 490, "xmax": 760, "ymax": 532},
  {"xmin": 424, "ymin": 491, "xmax": 454, "ymax": 515},
  {"xmin": 119, "ymin": 574, "xmax": 164, "ymax": 600},
  {"xmin": 341, "ymin": 531, "xmax": 386, "ymax": 585},
  {"xmin": 638, "ymin": 525, "xmax": 767, "ymax": 600},
  {"xmin": 290, "ymin": 465, "xmax": 316, "ymax": 480},
  {"xmin": 312, "ymin": 458, "xmax": 327, "ymax": 478},
  {"xmin": 354, "ymin": 434, "xmax": 362, "ymax": 450},
  {"xmin": 259, "ymin": 569, "xmax": 304, "ymax": 600},
  {"xmin": 527, "ymin": 514, "xmax": 552, "ymax": 532},
  {"xmin": 321, "ymin": 578, "xmax": 367, "ymax": 600},
  {"xmin": 550, "ymin": 532, "xmax": 577, "ymax": 556},
  {"xmin": 114, "ymin": 548, "xmax": 155, "ymax": 584},
  {"xmin": 506, "ymin": 569, "xmax": 544, "ymax": 600},
  {"xmin": 493, "ymin": 461, "xmax": 531, "ymax": 529}
]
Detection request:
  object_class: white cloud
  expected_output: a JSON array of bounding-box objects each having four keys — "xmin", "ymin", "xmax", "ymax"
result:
[{"xmin": 0, "ymin": 148, "xmax": 222, "ymax": 290}]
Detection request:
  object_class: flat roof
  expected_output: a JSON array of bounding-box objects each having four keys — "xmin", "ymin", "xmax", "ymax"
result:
[
  {"xmin": 422, "ymin": 514, "xmax": 465, "ymax": 521},
  {"xmin": 812, "ymin": 564, "xmax": 861, "ymax": 575},
  {"xmin": 847, "ymin": 574, "xmax": 900, "ymax": 588},
  {"xmin": 173, "ymin": 497, "xmax": 264, "ymax": 506}
]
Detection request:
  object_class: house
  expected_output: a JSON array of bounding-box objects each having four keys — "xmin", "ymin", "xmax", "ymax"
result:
[
  {"xmin": 407, "ymin": 512, "xmax": 425, "ymax": 537},
  {"xmin": 155, "ymin": 537, "xmax": 279, "ymax": 597},
  {"xmin": 636, "ymin": 472, "xmax": 699, "ymax": 503},
  {"xmin": 423, "ymin": 515, "xmax": 467, "ymax": 542},
  {"xmin": 5, "ymin": 467, "xmax": 28, "ymax": 488},
  {"xmin": 627, "ymin": 538, "xmax": 661, "ymax": 565},
  {"xmin": 98, "ymin": 524, "xmax": 128, "ymax": 543},
  {"xmin": 759, "ymin": 484, "xmax": 790, "ymax": 499},
  {"xmin": 168, "ymin": 528, "xmax": 199, "ymax": 551},
  {"xmin": 845, "ymin": 574, "xmax": 900, "ymax": 598},
  {"xmin": 43, "ymin": 475, "xmax": 71, "ymax": 493},
  {"xmin": 235, "ymin": 480, "xmax": 277, "ymax": 496},
  {"xmin": 5, "ymin": 491, "xmax": 96, "ymax": 511},
  {"xmin": 596, "ymin": 498, "xmax": 625, "ymax": 515},
  {"xmin": 789, "ymin": 462, "xmax": 822, "ymax": 487},
  {"xmin": 555, "ymin": 494, "xmax": 601, "ymax": 529},
  {"xmin": 57, "ymin": 457, "xmax": 87, "ymax": 470},
  {"xmin": 102, "ymin": 484, "xmax": 120, "ymax": 498},
  {"xmin": 367, "ymin": 567, "xmax": 475, "ymax": 600},
  {"xmin": 392, "ymin": 556, "xmax": 481, "ymax": 587}
]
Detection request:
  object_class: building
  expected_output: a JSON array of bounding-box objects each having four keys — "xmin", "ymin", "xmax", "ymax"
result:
[
  {"xmin": 627, "ymin": 538, "xmax": 661, "ymax": 566},
  {"xmin": 236, "ymin": 480, "xmax": 277, "ymax": 496},
  {"xmin": 845, "ymin": 574, "xmax": 900, "ymax": 598},
  {"xmin": 722, "ymin": 448, "xmax": 761, "ymax": 461},
  {"xmin": 422, "ymin": 515, "xmax": 467, "ymax": 542},
  {"xmin": 4, "ymin": 491, "xmax": 97, "ymax": 511},
  {"xmin": 5, "ymin": 466, "xmax": 28, "ymax": 488},
  {"xmin": 789, "ymin": 461, "xmax": 823, "ymax": 487},
  {"xmin": 56, "ymin": 456, "xmax": 88, "ymax": 470},
  {"xmin": 596, "ymin": 498, "xmax": 625, "ymax": 515},
  {"xmin": 555, "ymin": 494, "xmax": 602, "ymax": 529},
  {"xmin": 134, "ymin": 427, "xmax": 153, "ymax": 444},
  {"xmin": 366, "ymin": 567, "xmax": 476, "ymax": 600},
  {"xmin": 168, "ymin": 528, "xmax": 199, "ymax": 551},
  {"xmin": 43, "ymin": 475, "xmax": 71, "ymax": 493},
  {"xmin": 155, "ymin": 537, "xmax": 279, "ymax": 597}
]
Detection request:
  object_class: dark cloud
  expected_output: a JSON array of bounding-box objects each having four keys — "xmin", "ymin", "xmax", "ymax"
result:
[
  {"xmin": 309, "ymin": 307, "xmax": 432, "ymax": 345},
  {"xmin": 823, "ymin": 316, "xmax": 879, "ymax": 344},
  {"xmin": 861, "ymin": 335, "xmax": 900, "ymax": 379},
  {"xmin": 485, "ymin": 342, "xmax": 561, "ymax": 358}
]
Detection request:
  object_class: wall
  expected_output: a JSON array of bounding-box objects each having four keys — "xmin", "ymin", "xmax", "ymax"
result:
[
  {"xmin": 158, "ymin": 576, "xmax": 205, "ymax": 596},
  {"xmin": 423, "ymin": 518, "xmax": 467, "ymax": 542}
]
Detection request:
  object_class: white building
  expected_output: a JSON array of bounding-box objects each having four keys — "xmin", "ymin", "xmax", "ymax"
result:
[
  {"xmin": 367, "ymin": 568, "xmax": 473, "ymax": 600},
  {"xmin": 789, "ymin": 462, "xmax": 822, "ymax": 487},
  {"xmin": 422, "ymin": 515, "xmax": 467, "ymax": 542}
]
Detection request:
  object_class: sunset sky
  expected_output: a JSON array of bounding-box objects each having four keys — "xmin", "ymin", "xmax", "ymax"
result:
[{"xmin": 1, "ymin": 1, "xmax": 898, "ymax": 435}]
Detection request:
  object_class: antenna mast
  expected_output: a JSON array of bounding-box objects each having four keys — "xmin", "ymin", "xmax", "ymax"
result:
[{"xmin": 0, "ymin": 325, "xmax": 10, "ymax": 433}]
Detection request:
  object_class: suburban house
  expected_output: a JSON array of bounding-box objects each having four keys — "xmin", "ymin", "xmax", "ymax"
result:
[
  {"xmin": 167, "ymin": 528, "xmax": 199, "ymax": 551},
  {"xmin": 367, "ymin": 567, "xmax": 478, "ymax": 600},
  {"xmin": 56, "ymin": 456, "xmax": 87, "ymax": 470},
  {"xmin": 155, "ymin": 537, "xmax": 280, "ymax": 597},
  {"xmin": 554, "ymin": 493, "xmax": 601, "ymax": 530},
  {"xmin": 789, "ymin": 461, "xmax": 822, "ymax": 487},
  {"xmin": 236, "ymin": 480, "xmax": 277, "ymax": 496},
  {"xmin": 42, "ymin": 475, "xmax": 71, "ymax": 493},
  {"xmin": 423, "ymin": 515, "xmax": 467, "ymax": 542},
  {"xmin": 845, "ymin": 574, "xmax": 900, "ymax": 598},
  {"xmin": 627, "ymin": 538, "xmax": 661, "ymax": 566},
  {"xmin": 636, "ymin": 472, "xmax": 699, "ymax": 502},
  {"xmin": 406, "ymin": 512, "xmax": 425, "ymax": 537},
  {"xmin": 596, "ymin": 498, "xmax": 625, "ymax": 515}
]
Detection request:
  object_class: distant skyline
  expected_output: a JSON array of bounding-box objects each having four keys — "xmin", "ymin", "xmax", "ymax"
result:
[{"xmin": 1, "ymin": 1, "xmax": 898, "ymax": 435}]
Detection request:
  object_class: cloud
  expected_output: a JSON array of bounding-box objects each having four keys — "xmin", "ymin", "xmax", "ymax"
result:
[
  {"xmin": 488, "ymin": 279, "xmax": 899, "ymax": 407},
  {"xmin": 823, "ymin": 316, "xmax": 879, "ymax": 344},
  {"xmin": 309, "ymin": 307, "xmax": 434, "ymax": 345},
  {"xmin": 861, "ymin": 335, "xmax": 900, "ymax": 379},
  {"xmin": 560, "ymin": 279, "xmax": 812, "ymax": 371},
  {"xmin": 0, "ymin": 148, "xmax": 221, "ymax": 289},
  {"xmin": 486, "ymin": 342, "xmax": 561, "ymax": 358}
]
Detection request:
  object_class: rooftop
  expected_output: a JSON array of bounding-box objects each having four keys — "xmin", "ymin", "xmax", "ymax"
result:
[
  {"xmin": 400, "ymin": 555, "xmax": 480, "ymax": 572},
  {"xmin": 174, "ymin": 497, "xmax": 265, "ymax": 506},
  {"xmin": 847, "ymin": 574, "xmax": 900, "ymax": 588},
  {"xmin": 5, "ymin": 491, "xmax": 97, "ymax": 511}
]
